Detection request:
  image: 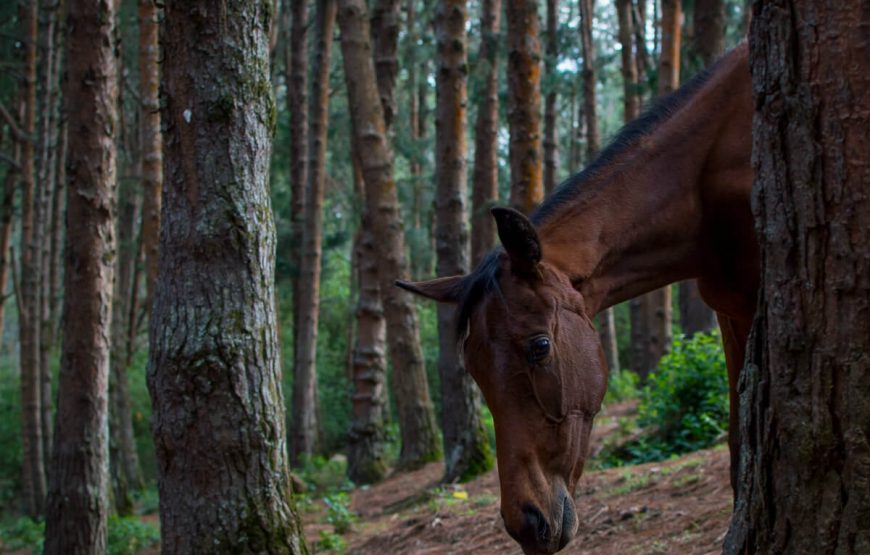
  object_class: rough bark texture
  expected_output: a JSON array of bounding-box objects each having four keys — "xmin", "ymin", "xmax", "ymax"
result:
[
  {"xmin": 506, "ymin": 0, "xmax": 543, "ymax": 214},
  {"xmin": 338, "ymin": 0, "xmax": 441, "ymax": 469},
  {"xmin": 43, "ymin": 0, "xmax": 117, "ymax": 551},
  {"xmin": 542, "ymin": 0, "xmax": 558, "ymax": 195},
  {"xmin": 139, "ymin": 0, "xmax": 162, "ymax": 311},
  {"xmin": 291, "ymin": 0, "xmax": 336, "ymax": 465},
  {"xmin": 470, "ymin": 0, "xmax": 500, "ymax": 267},
  {"xmin": 370, "ymin": 0, "xmax": 400, "ymax": 130},
  {"xmin": 148, "ymin": 2, "xmax": 307, "ymax": 553},
  {"xmin": 286, "ymin": 0, "xmax": 308, "ymax": 351},
  {"xmin": 724, "ymin": 3, "xmax": 870, "ymax": 553},
  {"xmin": 17, "ymin": 0, "xmax": 47, "ymax": 518},
  {"xmin": 434, "ymin": 0, "xmax": 493, "ymax": 483},
  {"xmin": 347, "ymin": 148, "xmax": 389, "ymax": 485},
  {"xmin": 48, "ymin": 121, "xmax": 65, "ymax": 338}
]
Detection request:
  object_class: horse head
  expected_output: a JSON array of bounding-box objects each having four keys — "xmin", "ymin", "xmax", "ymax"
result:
[{"xmin": 398, "ymin": 207, "xmax": 608, "ymax": 554}]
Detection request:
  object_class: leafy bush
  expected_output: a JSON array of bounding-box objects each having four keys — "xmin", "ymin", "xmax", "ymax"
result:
[
  {"xmin": 604, "ymin": 368, "xmax": 640, "ymax": 404},
  {"xmin": 107, "ymin": 515, "xmax": 160, "ymax": 555},
  {"xmin": 297, "ymin": 455, "xmax": 352, "ymax": 494},
  {"xmin": 0, "ymin": 517, "xmax": 44, "ymax": 553},
  {"xmin": 316, "ymin": 529, "xmax": 347, "ymax": 553},
  {"xmin": 322, "ymin": 492, "xmax": 355, "ymax": 534}
]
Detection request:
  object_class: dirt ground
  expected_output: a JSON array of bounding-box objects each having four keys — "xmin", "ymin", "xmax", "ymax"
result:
[{"xmin": 303, "ymin": 402, "xmax": 734, "ymax": 555}]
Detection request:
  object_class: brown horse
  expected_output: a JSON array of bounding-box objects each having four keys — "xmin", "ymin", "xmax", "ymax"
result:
[{"xmin": 399, "ymin": 42, "xmax": 755, "ymax": 554}]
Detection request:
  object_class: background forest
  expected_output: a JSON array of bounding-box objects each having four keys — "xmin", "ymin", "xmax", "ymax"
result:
[{"xmin": 0, "ymin": 0, "xmax": 750, "ymax": 552}]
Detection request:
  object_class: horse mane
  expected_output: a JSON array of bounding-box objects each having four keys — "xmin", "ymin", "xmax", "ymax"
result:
[{"xmin": 455, "ymin": 48, "xmax": 736, "ymax": 337}]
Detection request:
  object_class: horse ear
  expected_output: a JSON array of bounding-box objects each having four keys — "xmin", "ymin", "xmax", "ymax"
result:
[
  {"xmin": 491, "ymin": 206, "xmax": 541, "ymax": 276},
  {"xmin": 395, "ymin": 275, "xmax": 463, "ymax": 304}
]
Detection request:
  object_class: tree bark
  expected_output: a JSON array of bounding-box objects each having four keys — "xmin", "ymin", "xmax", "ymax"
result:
[
  {"xmin": 286, "ymin": 0, "xmax": 308, "ymax": 353},
  {"xmin": 291, "ymin": 0, "xmax": 336, "ymax": 465},
  {"xmin": 148, "ymin": 2, "xmax": 307, "ymax": 553},
  {"xmin": 337, "ymin": 0, "xmax": 441, "ymax": 469},
  {"xmin": 370, "ymin": 0, "xmax": 400, "ymax": 130},
  {"xmin": 470, "ymin": 0, "xmax": 501, "ymax": 267},
  {"xmin": 434, "ymin": 0, "xmax": 493, "ymax": 483},
  {"xmin": 139, "ymin": 0, "xmax": 162, "ymax": 312},
  {"xmin": 17, "ymin": 0, "xmax": 47, "ymax": 518},
  {"xmin": 542, "ymin": 0, "xmax": 559, "ymax": 195},
  {"xmin": 506, "ymin": 0, "xmax": 543, "ymax": 214},
  {"xmin": 616, "ymin": 0, "xmax": 639, "ymax": 122},
  {"xmin": 725, "ymin": 2, "xmax": 870, "ymax": 552},
  {"xmin": 405, "ymin": 0, "xmax": 426, "ymax": 278},
  {"xmin": 0, "ymin": 154, "xmax": 17, "ymax": 349},
  {"xmin": 43, "ymin": 0, "xmax": 117, "ymax": 550},
  {"xmin": 346, "ymin": 148, "xmax": 389, "ymax": 485}
]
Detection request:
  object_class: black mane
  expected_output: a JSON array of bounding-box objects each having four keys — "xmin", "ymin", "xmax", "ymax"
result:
[{"xmin": 456, "ymin": 53, "xmax": 729, "ymax": 336}]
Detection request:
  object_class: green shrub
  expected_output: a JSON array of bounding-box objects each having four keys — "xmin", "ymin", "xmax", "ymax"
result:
[
  {"xmin": 316, "ymin": 529, "xmax": 347, "ymax": 553},
  {"xmin": 604, "ymin": 368, "xmax": 640, "ymax": 404},
  {"xmin": 107, "ymin": 515, "xmax": 160, "ymax": 555},
  {"xmin": 0, "ymin": 517, "xmax": 44, "ymax": 553},
  {"xmin": 636, "ymin": 331, "xmax": 728, "ymax": 455},
  {"xmin": 322, "ymin": 492, "xmax": 355, "ymax": 535},
  {"xmin": 297, "ymin": 455, "xmax": 352, "ymax": 494}
]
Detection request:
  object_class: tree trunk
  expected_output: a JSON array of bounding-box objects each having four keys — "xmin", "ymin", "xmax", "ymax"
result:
[
  {"xmin": 148, "ymin": 2, "xmax": 307, "ymax": 552},
  {"xmin": 470, "ymin": 0, "xmax": 501, "ymax": 267},
  {"xmin": 109, "ymin": 180, "xmax": 143, "ymax": 515},
  {"xmin": 337, "ymin": 0, "xmax": 441, "ymax": 469},
  {"xmin": 0, "ymin": 158, "xmax": 17, "ymax": 349},
  {"xmin": 371, "ymin": 0, "xmax": 400, "ymax": 130},
  {"xmin": 632, "ymin": 0, "xmax": 650, "ymax": 101},
  {"xmin": 542, "ymin": 0, "xmax": 558, "ymax": 195},
  {"xmin": 616, "ymin": 0, "xmax": 639, "ymax": 121},
  {"xmin": 691, "ymin": 0, "xmax": 724, "ymax": 69},
  {"xmin": 405, "ymin": 0, "xmax": 426, "ymax": 278},
  {"xmin": 48, "ymin": 121, "xmax": 66, "ymax": 339},
  {"xmin": 434, "ymin": 0, "xmax": 493, "ymax": 483},
  {"xmin": 43, "ymin": 0, "xmax": 117, "ymax": 550},
  {"xmin": 679, "ymin": 280, "xmax": 716, "ymax": 337},
  {"xmin": 346, "ymin": 148, "xmax": 389, "ymax": 484},
  {"xmin": 286, "ymin": 0, "xmax": 308, "ymax": 354},
  {"xmin": 139, "ymin": 0, "xmax": 162, "ymax": 312},
  {"xmin": 17, "ymin": 0, "xmax": 47, "ymax": 518},
  {"xmin": 506, "ymin": 0, "xmax": 543, "ymax": 214},
  {"xmin": 724, "ymin": 3, "xmax": 870, "ymax": 552},
  {"xmin": 580, "ymin": 0, "xmax": 619, "ymax": 373},
  {"xmin": 291, "ymin": 0, "xmax": 336, "ymax": 465}
]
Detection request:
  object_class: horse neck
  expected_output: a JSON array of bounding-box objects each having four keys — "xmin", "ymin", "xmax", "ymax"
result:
[{"xmin": 537, "ymin": 44, "xmax": 752, "ymax": 316}]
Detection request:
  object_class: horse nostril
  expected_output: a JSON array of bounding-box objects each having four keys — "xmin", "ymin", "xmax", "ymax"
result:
[{"xmin": 522, "ymin": 504, "xmax": 550, "ymax": 544}]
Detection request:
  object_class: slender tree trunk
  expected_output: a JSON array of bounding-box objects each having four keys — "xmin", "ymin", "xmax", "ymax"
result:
[
  {"xmin": 676, "ymin": 0, "xmax": 723, "ymax": 338},
  {"xmin": 338, "ymin": 0, "xmax": 441, "ymax": 469},
  {"xmin": 470, "ymin": 0, "xmax": 501, "ymax": 267},
  {"xmin": 616, "ymin": 0, "xmax": 639, "ymax": 121},
  {"xmin": 371, "ymin": 0, "xmax": 400, "ymax": 131},
  {"xmin": 580, "ymin": 0, "xmax": 619, "ymax": 373},
  {"xmin": 291, "ymin": 0, "xmax": 336, "ymax": 465},
  {"xmin": 346, "ymin": 148, "xmax": 389, "ymax": 484},
  {"xmin": 17, "ymin": 0, "xmax": 47, "ymax": 518},
  {"xmin": 109, "ymin": 180, "xmax": 142, "ymax": 515},
  {"xmin": 725, "ymin": 3, "xmax": 870, "ymax": 551},
  {"xmin": 148, "ymin": 2, "xmax": 307, "ymax": 553},
  {"xmin": 43, "ymin": 0, "xmax": 117, "ymax": 550},
  {"xmin": 506, "ymin": 0, "xmax": 543, "ymax": 214},
  {"xmin": 139, "ymin": 0, "xmax": 162, "ymax": 312},
  {"xmin": 632, "ymin": 0, "xmax": 650, "ymax": 102},
  {"xmin": 286, "ymin": 0, "xmax": 308, "ymax": 354},
  {"xmin": 48, "ymin": 121, "xmax": 65, "ymax": 338},
  {"xmin": 434, "ymin": 0, "xmax": 492, "ymax": 483},
  {"xmin": 0, "ymin": 159, "xmax": 17, "ymax": 348},
  {"xmin": 542, "ymin": 0, "xmax": 559, "ymax": 195}
]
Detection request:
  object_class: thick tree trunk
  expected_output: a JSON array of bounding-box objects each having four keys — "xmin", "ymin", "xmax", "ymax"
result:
[
  {"xmin": 138, "ymin": 0, "xmax": 162, "ymax": 312},
  {"xmin": 506, "ymin": 0, "xmax": 543, "ymax": 214},
  {"xmin": 542, "ymin": 0, "xmax": 558, "ymax": 195},
  {"xmin": 291, "ymin": 0, "xmax": 336, "ymax": 465},
  {"xmin": 286, "ymin": 0, "xmax": 308, "ymax": 353},
  {"xmin": 148, "ymin": 2, "xmax": 307, "ymax": 553},
  {"xmin": 470, "ymin": 0, "xmax": 501, "ymax": 268},
  {"xmin": 338, "ymin": 0, "xmax": 441, "ymax": 469},
  {"xmin": 371, "ymin": 0, "xmax": 400, "ymax": 130},
  {"xmin": 346, "ymin": 149, "xmax": 389, "ymax": 485},
  {"xmin": 43, "ymin": 0, "xmax": 117, "ymax": 551},
  {"xmin": 725, "ymin": 3, "xmax": 870, "ymax": 552},
  {"xmin": 434, "ymin": 0, "xmax": 493, "ymax": 483},
  {"xmin": 17, "ymin": 0, "xmax": 47, "ymax": 518}
]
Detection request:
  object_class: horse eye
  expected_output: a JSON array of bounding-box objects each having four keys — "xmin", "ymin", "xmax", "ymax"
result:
[{"xmin": 528, "ymin": 336, "xmax": 551, "ymax": 363}]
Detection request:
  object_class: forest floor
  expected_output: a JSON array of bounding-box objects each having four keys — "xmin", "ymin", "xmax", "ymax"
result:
[{"xmin": 301, "ymin": 402, "xmax": 734, "ymax": 555}]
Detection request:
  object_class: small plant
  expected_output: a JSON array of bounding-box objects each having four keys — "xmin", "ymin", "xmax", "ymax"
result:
[
  {"xmin": 322, "ymin": 492, "xmax": 355, "ymax": 535},
  {"xmin": 604, "ymin": 368, "xmax": 640, "ymax": 404},
  {"xmin": 107, "ymin": 515, "xmax": 160, "ymax": 555},
  {"xmin": 297, "ymin": 455, "xmax": 352, "ymax": 494},
  {"xmin": 316, "ymin": 529, "xmax": 347, "ymax": 553}
]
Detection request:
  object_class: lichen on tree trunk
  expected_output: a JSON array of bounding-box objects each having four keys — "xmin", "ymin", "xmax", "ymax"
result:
[{"xmin": 148, "ymin": 2, "xmax": 307, "ymax": 553}]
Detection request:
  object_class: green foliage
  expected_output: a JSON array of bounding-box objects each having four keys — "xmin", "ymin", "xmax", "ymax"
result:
[
  {"xmin": 597, "ymin": 331, "xmax": 728, "ymax": 467},
  {"xmin": 322, "ymin": 492, "xmax": 355, "ymax": 535},
  {"xmin": 106, "ymin": 515, "xmax": 160, "ymax": 555},
  {"xmin": 604, "ymin": 368, "xmax": 640, "ymax": 405},
  {"xmin": 0, "ymin": 358, "xmax": 21, "ymax": 513},
  {"xmin": 0, "ymin": 517, "xmax": 43, "ymax": 553},
  {"xmin": 296, "ymin": 455, "xmax": 352, "ymax": 494},
  {"xmin": 132, "ymin": 488, "xmax": 160, "ymax": 516},
  {"xmin": 316, "ymin": 529, "xmax": 347, "ymax": 554}
]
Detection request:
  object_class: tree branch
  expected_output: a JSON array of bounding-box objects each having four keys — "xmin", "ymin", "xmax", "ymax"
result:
[{"xmin": 0, "ymin": 99, "xmax": 32, "ymax": 145}]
